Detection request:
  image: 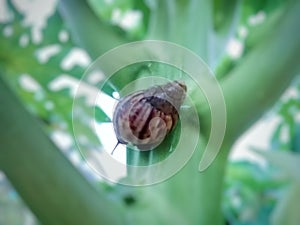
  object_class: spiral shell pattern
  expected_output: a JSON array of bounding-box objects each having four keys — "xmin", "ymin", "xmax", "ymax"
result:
[{"xmin": 113, "ymin": 80, "xmax": 186, "ymax": 150}]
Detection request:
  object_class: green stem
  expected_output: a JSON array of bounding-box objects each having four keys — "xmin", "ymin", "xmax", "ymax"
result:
[
  {"xmin": 164, "ymin": 139, "xmax": 232, "ymax": 225},
  {"xmin": 0, "ymin": 77, "xmax": 124, "ymax": 225}
]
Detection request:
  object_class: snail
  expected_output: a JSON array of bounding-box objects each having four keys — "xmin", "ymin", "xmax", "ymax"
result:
[{"xmin": 111, "ymin": 80, "xmax": 186, "ymax": 154}]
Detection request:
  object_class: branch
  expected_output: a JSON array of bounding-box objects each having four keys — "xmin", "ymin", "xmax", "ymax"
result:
[
  {"xmin": 221, "ymin": 1, "xmax": 300, "ymax": 141},
  {"xmin": 0, "ymin": 77, "xmax": 124, "ymax": 225},
  {"xmin": 59, "ymin": 0, "xmax": 129, "ymax": 59}
]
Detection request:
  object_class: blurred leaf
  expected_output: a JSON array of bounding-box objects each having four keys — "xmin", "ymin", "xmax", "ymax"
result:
[
  {"xmin": 240, "ymin": 0, "xmax": 287, "ymax": 26},
  {"xmin": 271, "ymin": 123, "xmax": 287, "ymax": 151},
  {"xmin": 217, "ymin": 0, "xmax": 291, "ymax": 80},
  {"xmin": 87, "ymin": 0, "xmax": 146, "ymax": 39},
  {"xmin": 88, "ymin": 0, "xmax": 133, "ymax": 21},
  {"xmin": 271, "ymin": 182, "xmax": 300, "ymax": 225},
  {"xmin": 215, "ymin": 55, "xmax": 239, "ymax": 80},
  {"xmin": 213, "ymin": 0, "xmax": 239, "ymax": 33},
  {"xmin": 227, "ymin": 161, "xmax": 274, "ymax": 188},
  {"xmin": 247, "ymin": 149, "xmax": 300, "ymax": 225},
  {"xmin": 0, "ymin": 3, "xmax": 104, "ymax": 153},
  {"xmin": 291, "ymin": 123, "xmax": 300, "ymax": 153},
  {"xmin": 132, "ymin": 0, "xmax": 150, "ymax": 36},
  {"xmin": 224, "ymin": 161, "xmax": 284, "ymax": 225},
  {"xmin": 271, "ymin": 77, "xmax": 300, "ymax": 152},
  {"xmin": 251, "ymin": 149, "xmax": 300, "ymax": 182},
  {"xmin": 211, "ymin": 0, "xmax": 241, "ymax": 68}
]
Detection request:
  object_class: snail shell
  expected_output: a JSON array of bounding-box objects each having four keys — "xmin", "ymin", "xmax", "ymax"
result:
[{"xmin": 112, "ymin": 80, "xmax": 186, "ymax": 152}]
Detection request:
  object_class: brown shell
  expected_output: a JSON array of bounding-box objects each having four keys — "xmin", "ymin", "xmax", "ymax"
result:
[{"xmin": 113, "ymin": 80, "xmax": 186, "ymax": 151}]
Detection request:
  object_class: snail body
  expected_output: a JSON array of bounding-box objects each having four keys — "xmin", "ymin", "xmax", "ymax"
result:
[{"xmin": 112, "ymin": 80, "xmax": 186, "ymax": 153}]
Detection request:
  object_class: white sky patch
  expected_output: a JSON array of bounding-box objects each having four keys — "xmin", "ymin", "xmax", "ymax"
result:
[
  {"xmin": 120, "ymin": 10, "xmax": 141, "ymax": 30},
  {"xmin": 31, "ymin": 26, "xmax": 42, "ymax": 44},
  {"xmin": 13, "ymin": 0, "xmax": 57, "ymax": 43},
  {"xmin": 50, "ymin": 130, "xmax": 73, "ymax": 151},
  {"xmin": 36, "ymin": 44, "xmax": 61, "ymax": 63},
  {"xmin": 112, "ymin": 8, "xmax": 122, "ymax": 24},
  {"xmin": 44, "ymin": 101, "xmax": 54, "ymax": 110},
  {"xmin": 231, "ymin": 195, "xmax": 242, "ymax": 209},
  {"xmin": 79, "ymin": 162, "xmax": 104, "ymax": 182},
  {"xmin": 48, "ymin": 74, "xmax": 78, "ymax": 93},
  {"xmin": 3, "ymin": 25, "xmax": 13, "ymax": 37},
  {"xmin": 68, "ymin": 150, "xmax": 82, "ymax": 166},
  {"xmin": 49, "ymin": 75, "xmax": 116, "ymax": 119},
  {"xmin": 58, "ymin": 30, "xmax": 69, "ymax": 43},
  {"xmin": 86, "ymin": 149, "xmax": 127, "ymax": 181},
  {"xmin": 34, "ymin": 91, "xmax": 44, "ymax": 101},
  {"xmin": 226, "ymin": 38, "xmax": 244, "ymax": 59},
  {"xmin": 95, "ymin": 91, "xmax": 116, "ymax": 119},
  {"xmin": 281, "ymin": 86, "xmax": 298, "ymax": 102},
  {"xmin": 248, "ymin": 11, "xmax": 266, "ymax": 26},
  {"xmin": 87, "ymin": 70, "xmax": 105, "ymax": 84},
  {"xmin": 61, "ymin": 48, "xmax": 91, "ymax": 70},
  {"xmin": 19, "ymin": 74, "xmax": 42, "ymax": 92},
  {"xmin": 112, "ymin": 9, "xmax": 141, "ymax": 30},
  {"xmin": 112, "ymin": 91, "xmax": 120, "ymax": 99},
  {"xmin": 77, "ymin": 134, "xmax": 89, "ymax": 145},
  {"xmin": 19, "ymin": 33, "xmax": 29, "ymax": 47},
  {"xmin": 238, "ymin": 26, "xmax": 248, "ymax": 39},
  {"xmin": 49, "ymin": 75, "xmax": 121, "ymax": 164},
  {"xmin": 0, "ymin": 0, "xmax": 12, "ymax": 22},
  {"xmin": 230, "ymin": 115, "xmax": 282, "ymax": 165},
  {"xmin": 104, "ymin": 0, "xmax": 114, "ymax": 4},
  {"xmin": 94, "ymin": 122, "xmax": 126, "ymax": 163}
]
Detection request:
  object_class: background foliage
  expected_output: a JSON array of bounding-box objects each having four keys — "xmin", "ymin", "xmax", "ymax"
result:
[{"xmin": 0, "ymin": 0, "xmax": 299, "ymax": 225}]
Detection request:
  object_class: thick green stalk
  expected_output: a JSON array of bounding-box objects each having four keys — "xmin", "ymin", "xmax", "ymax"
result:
[
  {"xmin": 0, "ymin": 77, "xmax": 124, "ymax": 225},
  {"xmin": 146, "ymin": 0, "xmax": 212, "ymax": 62},
  {"xmin": 162, "ymin": 139, "xmax": 232, "ymax": 225}
]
